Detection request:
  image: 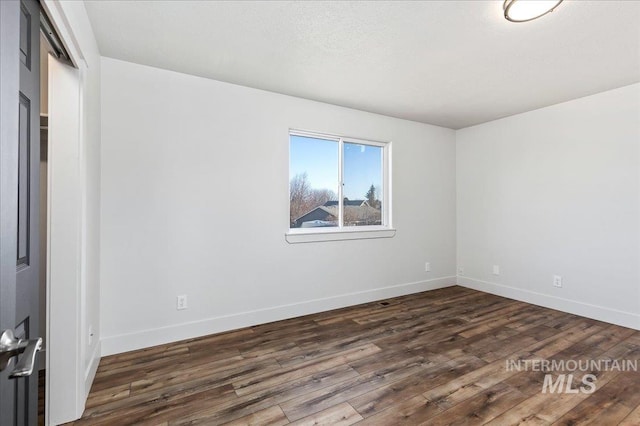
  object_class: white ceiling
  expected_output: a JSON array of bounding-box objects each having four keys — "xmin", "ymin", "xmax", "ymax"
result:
[{"xmin": 84, "ymin": 0, "xmax": 640, "ymax": 129}]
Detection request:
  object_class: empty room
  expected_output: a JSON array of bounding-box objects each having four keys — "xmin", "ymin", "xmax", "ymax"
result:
[{"xmin": 0, "ymin": 0, "xmax": 639, "ymax": 425}]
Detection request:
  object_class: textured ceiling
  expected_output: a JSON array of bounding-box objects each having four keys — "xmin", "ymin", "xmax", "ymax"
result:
[{"xmin": 84, "ymin": 0, "xmax": 640, "ymax": 129}]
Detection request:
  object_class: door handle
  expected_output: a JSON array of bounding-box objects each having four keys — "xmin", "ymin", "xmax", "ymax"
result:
[{"xmin": 0, "ymin": 329, "xmax": 43, "ymax": 378}]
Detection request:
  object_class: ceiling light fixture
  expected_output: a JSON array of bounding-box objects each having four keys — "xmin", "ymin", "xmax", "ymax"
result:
[{"xmin": 503, "ymin": 0, "xmax": 564, "ymax": 23}]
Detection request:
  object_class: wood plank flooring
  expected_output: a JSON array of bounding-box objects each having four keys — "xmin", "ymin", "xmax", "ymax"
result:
[{"xmin": 67, "ymin": 286, "xmax": 640, "ymax": 425}]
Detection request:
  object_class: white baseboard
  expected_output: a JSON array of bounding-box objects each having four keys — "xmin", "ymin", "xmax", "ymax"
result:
[
  {"xmin": 457, "ymin": 276, "xmax": 640, "ymax": 331},
  {"xmin": 101, "ymin": 276, "xmax": 456, "ymax": 356}
]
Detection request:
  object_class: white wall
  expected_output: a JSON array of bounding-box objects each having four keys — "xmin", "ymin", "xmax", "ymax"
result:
[
  {"xmin": 457, "ymin": 83, "xmax": 640, "ymax": 329},
  {"xmin": 99, "ymin": 57, "xmax": 457, "ymax": 355},
  {"xmin": 39, "ymin": 37, "xmax": 48, "ymax": 114},
  {"xmin": 43, "ymin": 0, "xmax": 101, "ymax": 423}
]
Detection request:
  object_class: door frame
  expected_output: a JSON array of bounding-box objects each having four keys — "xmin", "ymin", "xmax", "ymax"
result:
[{"xmin": 40, "ymin": 1, "xmax": 100, "ymax": 424}]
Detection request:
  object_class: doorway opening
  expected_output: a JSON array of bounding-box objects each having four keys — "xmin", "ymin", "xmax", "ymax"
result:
[
  {"xmin": 1, "ymin": 1, "xmax": 81, "ymax": 423},
  {"xmin": 38, "ymin": 31, "xmax": 48, "ymax": 425},
  {"xmin": 37, "ymin": 5, "xmax": 71, "ymax": 424}
]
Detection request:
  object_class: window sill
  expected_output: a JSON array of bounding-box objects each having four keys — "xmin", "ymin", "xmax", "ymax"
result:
[{"xmin": 285, "ymin": 227, "xmax": 396, "ymax": 244}]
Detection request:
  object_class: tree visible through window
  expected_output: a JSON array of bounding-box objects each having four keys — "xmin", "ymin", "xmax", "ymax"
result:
[{"xmin": 289, "ymin": 131, "xmax": 389, "ymax": 230}]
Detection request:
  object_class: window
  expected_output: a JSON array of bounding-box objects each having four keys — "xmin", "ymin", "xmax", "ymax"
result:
[{"xmin": 288, "ymin": 130, "xmax": 393, "ymax": 242}]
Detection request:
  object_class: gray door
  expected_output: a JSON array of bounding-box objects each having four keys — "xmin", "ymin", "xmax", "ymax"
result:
[{"xmin": 0, "ymin": 0, "xmax": 42, "ymax": 424}]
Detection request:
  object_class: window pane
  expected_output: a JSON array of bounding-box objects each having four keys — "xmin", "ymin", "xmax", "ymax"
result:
[
  {"xmin": 343, "ymin": 142, "xmax": 383, "ymax": 226},
  {"xmin": 290, "ymin": 135, "xmax": 339, "ymax": 228}
]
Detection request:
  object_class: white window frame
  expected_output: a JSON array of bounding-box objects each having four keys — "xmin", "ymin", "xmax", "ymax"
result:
[{"xmin": 286, "ymin": 129, "xmax": 395, "ymax": 243}]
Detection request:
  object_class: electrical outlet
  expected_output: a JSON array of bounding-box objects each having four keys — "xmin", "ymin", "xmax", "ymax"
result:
[
  {"xmin": 458, "ymin": 267, "xmax": 464, "ymax": 276},
  {"xmin": 492, "ymin": 265, "xmax": 500, "ymax": 275},
  {"xmin": 425, "ymin": 262, "xmax": 431, "ymax": 272},
  {"xmin": 177, "ymin": 295, "xmax": 188, "ymax": 310},
  {"xmin": 553, "ymin": 275, "xmax": 562, "ymax": 288}
]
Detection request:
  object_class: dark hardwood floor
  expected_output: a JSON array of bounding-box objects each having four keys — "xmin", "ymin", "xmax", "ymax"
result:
[{"xmin": 67, "ymin": 286, "xmax": 640, "ymax": 425}]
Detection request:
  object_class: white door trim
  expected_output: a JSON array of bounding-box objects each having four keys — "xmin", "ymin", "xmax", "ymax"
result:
[{"xmin": 40, "ymin": 1, "xmax": 98, "ymax": 424}]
